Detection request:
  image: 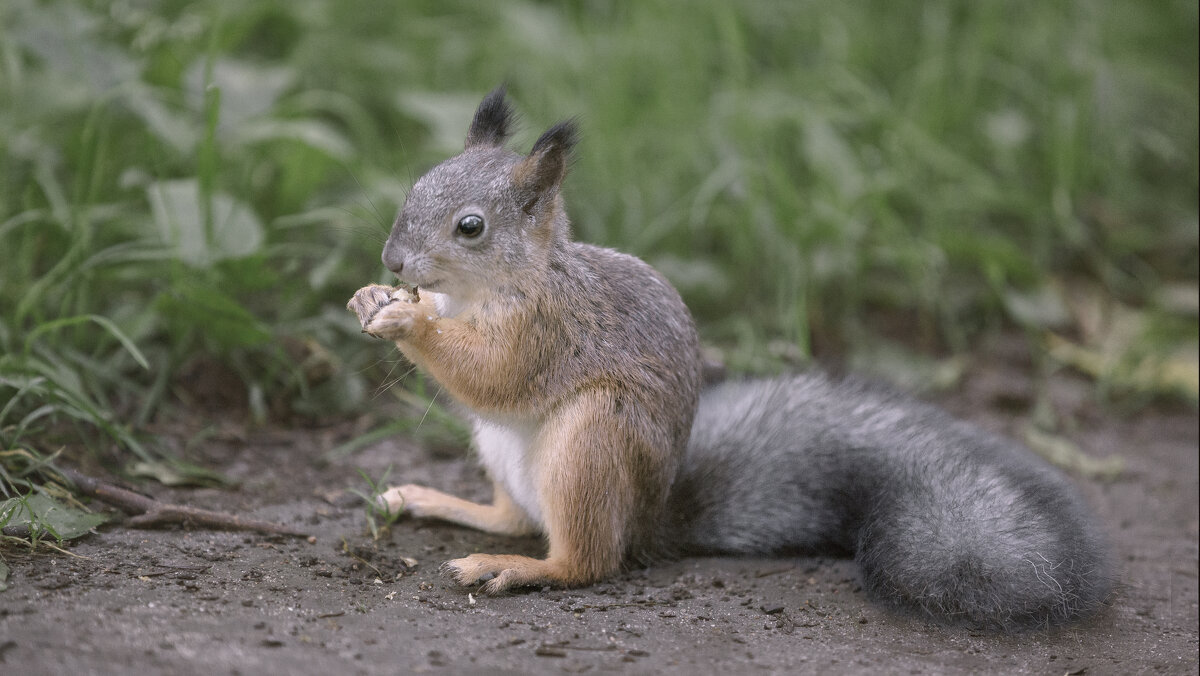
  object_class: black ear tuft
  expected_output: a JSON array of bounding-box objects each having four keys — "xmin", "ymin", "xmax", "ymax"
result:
[
  {"xmin": 529, "ymin": 119, "xmax": 579, "ymax": 159},
  {"xmin": 465, "ymin": 85, "xmax": 515, "ymax": 149},
  {"xmin": 514, "ymin": 118, "xmax": 579, "ymax": 216}
]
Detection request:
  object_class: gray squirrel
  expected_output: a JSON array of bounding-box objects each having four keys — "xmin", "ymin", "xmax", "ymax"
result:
[{"xmin": 347, "ymin": 86, "xmax": 1112, "ymax": 631}]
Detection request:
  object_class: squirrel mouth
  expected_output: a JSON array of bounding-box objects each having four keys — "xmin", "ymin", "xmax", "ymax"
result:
[{"xmin": 395, "ymin": 276, "xmax": 441, "ymax": 291}]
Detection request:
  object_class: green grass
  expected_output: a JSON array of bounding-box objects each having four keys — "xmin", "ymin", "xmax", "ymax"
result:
[{"xmin": 0, "ymin": 0, "xmax": 1196, "ymax": 502}]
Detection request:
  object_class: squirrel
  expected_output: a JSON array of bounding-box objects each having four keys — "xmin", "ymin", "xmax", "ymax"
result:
[{"xmin": 346, "ymin": 86, "xmax": 1112, "ymax": 631}]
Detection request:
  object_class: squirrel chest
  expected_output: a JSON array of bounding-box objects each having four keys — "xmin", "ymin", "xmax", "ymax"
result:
[
  {"xmin": 422, "ymin": 289, "xmax": 547, "ymax": 526},
  {"xmin": 472, "ymin": 415, "xmax": 545, "ymax": 527}
]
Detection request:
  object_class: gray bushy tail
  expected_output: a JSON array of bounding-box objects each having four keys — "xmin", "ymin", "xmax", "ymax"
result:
[{"xmin": 665, "ymin": 374, "xmax": 1113, "ymax": 631}]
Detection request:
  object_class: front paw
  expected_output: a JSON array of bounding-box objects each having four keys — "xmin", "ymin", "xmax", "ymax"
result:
[
  {"xmin": 364, "ymin": 299, "xmax": 424, "ymax": 340},
  {"xmin": 347, "ymin": 284, "xmax": 398, "ymax": 329}
]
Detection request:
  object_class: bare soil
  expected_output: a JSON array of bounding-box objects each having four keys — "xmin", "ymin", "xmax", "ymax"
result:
[{"xmin": 2, "ymin": 358, "xmax": 1197, "ymax": 675}]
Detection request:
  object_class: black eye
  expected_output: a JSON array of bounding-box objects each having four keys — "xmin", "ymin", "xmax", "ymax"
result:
[{"xmin": 456, "ymin": 214, "xmax": 485, "ymax": 238}]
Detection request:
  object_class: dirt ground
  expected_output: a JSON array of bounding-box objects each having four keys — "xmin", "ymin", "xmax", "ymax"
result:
[{"xmin": 2, "ymin": 355, "xmax": 1197, "ymax": 675}]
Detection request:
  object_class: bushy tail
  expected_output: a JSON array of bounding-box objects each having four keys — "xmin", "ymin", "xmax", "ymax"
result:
[
  {"xmin": 668, "ymin": 375, "xmax": 1113, "ymax": 631},
  {"xmin": 852, "ymin": 451, "xmax": 1112, "ymax": 630}
]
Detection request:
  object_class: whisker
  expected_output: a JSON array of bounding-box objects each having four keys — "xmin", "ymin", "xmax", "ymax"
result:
[
  {"xmin": 413, "ymin": 384, "xmax": 445, "ymax": 432},
  {"xmin": 375, "ymin": 359, "xmax": 418, "ymax": 399},
  {"xmin": 354, "ymin": 352, "xmax": 396, "ymax": 376},
  {"xmin": 345, "ymin": 167, "xmax": 390, "ymax": 229},
  {"xmin": 327, "ymin": 207, "xmax": 389, "ymax": 245},
  {"xmin": 383, "ymin": 114, "xmax": 417, "ymax": 187}
]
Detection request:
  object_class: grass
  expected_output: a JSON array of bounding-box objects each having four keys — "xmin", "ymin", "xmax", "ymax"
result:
[
  {"xmin": 0, "ymin": 1, "xmax": 1196, "ymax": 510},
  {"xmin": 350, "ymin": 466, "xmax": 404, "ymax": 542}
]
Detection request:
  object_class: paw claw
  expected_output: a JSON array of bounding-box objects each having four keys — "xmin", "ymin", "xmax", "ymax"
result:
[
  {"xmin": 438, "ymin": 560, "xmax": 460, "ymax": 582},
  {"xmin": 441, "ymin": 555, "xmax": 492, "ymax": 587}
]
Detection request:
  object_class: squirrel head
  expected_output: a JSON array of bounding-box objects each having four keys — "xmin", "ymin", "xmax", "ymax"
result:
[{"xmin": 382, "ymin": 86, "xmax": 578, "ymax": 304}]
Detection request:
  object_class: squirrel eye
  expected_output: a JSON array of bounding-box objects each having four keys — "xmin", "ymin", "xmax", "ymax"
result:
[{"xmin": 456, "ymin": 214, "xmax": 485, "ymax": 238}]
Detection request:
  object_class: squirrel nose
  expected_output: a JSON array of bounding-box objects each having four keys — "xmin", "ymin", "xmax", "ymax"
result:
[{"xmin": 382, "ymin": 248, "xmax": 406, "ymax": 277}]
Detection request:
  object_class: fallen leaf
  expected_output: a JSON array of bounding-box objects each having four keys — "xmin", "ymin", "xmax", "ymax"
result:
[
  {"xmin": 0, "ymin": 493, "xmax": 107, "ymax": 541},
  {"xmin": 126, "ymin": 460, "xmax": 231, "ymax": 488},
  {"xmin": 1045, "ymin": 279, "xmax": 1199, "ymax": 402},
  {"xmin": 1022, "ymin": 424, "xmax": 1123, "ymax": 481},
  {"xmin": 1046, "ymin": 334, "xmax": 1199, "ymax": 402}
]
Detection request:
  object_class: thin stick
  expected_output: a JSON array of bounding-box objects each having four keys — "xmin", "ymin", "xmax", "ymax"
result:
[{"xmin": 61, "ymin": 469, "xmax": 311, "ymax": 539}]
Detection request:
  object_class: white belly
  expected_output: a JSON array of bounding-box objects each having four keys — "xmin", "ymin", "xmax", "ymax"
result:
[
  {"xmin": 425, "ymin": 289, "xmax": 471, "ymax": 319},
  {"xmin": 472, "ymin": 416, "xmax": 544, "ymax": 527}
]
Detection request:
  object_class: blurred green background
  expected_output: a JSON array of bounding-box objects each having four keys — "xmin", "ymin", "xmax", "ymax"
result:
[{"xmin": 1, "ymin": 0, "xmax": 1196, "ymax": 496}]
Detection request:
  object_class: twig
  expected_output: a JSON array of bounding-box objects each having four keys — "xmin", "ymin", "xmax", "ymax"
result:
[{"xmin": 61, "ymin": 468, "xmax": 311, "ymax": 539}]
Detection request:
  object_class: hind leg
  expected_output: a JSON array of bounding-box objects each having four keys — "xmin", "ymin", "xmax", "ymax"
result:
[
  {"xmin": 443, "ymin": 390, "xmax": 639, "ymax": 593},
  {"xmin": 379, "ymin": 479, "xmax": 536, "ymax": 536}
]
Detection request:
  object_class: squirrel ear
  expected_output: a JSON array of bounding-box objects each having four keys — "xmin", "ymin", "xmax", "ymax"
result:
[
  {"xmin": 514, "ymin": 120, "xmax": 578, "ymax": 215},
  {"xmin": 465, "ymin": 86, "xmax": 515, "ymax": 149}
]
